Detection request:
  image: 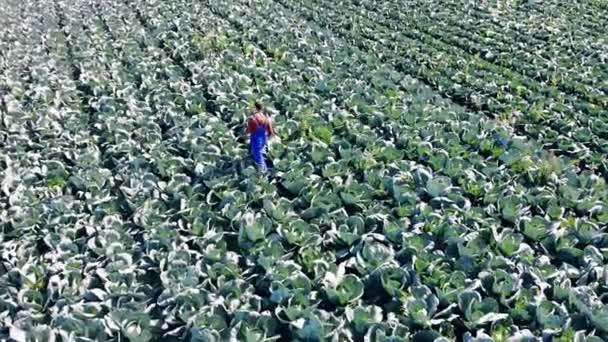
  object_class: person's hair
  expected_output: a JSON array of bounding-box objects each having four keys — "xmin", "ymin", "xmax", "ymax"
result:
[{"xmin": 254, "ymin": 101, "xmax": 263, "ymax": 111}]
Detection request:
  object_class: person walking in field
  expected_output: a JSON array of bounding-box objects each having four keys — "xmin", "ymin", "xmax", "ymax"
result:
[{"xmin": 246, "ymin": 102, "xmax": 274, "ymax": 173}]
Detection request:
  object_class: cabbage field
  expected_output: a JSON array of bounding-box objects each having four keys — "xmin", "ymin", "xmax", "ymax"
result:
[{"xmin": 2, "ymin": 0, "xmax": 608, "ymax": 340}]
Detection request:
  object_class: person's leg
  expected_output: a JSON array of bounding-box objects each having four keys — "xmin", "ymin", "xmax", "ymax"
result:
[
  {"xmin": 251, "ymin": 137, "xmax": 267, "ymax": 173},
  {"xmin": 259, "ymin": 139, "xmax": 268, "ymax": 172},
  {"xmin": 258, "ymin": 159, "xmax": 267, "ymax": 173}
]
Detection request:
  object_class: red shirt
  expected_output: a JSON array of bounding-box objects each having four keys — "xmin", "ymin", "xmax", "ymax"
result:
[{"xmin": 246, "ymin": 112, "xmax": 274, "ymax": 136}]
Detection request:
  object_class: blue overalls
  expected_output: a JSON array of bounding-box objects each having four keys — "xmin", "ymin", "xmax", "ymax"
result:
[{"xmin": 251, "ymin": 125, "xmax": 268, "ymax": 171}]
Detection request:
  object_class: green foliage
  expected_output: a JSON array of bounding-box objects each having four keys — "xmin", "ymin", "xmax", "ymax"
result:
[
  {"xmin": 311, "ymin": 125, "xmax": 333, "ymax": 144},
  {"xmin": 47, "ymin": 175, "xmax": 67, "ymax": 188},
  {"xmin": 3, "ymin": 0, "xmax": 608, "ymax": 340}
]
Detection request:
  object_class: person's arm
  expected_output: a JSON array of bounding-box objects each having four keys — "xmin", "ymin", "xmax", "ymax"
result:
[
  {"xmin": 245, "ymin": 117, "xmax": 256, "ymax": 135},
  {"xmin": 266, "ymin": 118, "xmax": 275, "ymax": 137}
]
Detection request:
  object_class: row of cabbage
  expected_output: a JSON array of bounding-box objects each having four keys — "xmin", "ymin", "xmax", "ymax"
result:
[
  {"xmin": 430, "ymin": 0, "xmax": 608, "ymax": 88},
  {"xmin": 464, "ymin": 1, "xmax": 608, "ymax": 48},
  {"xmin": 445, "ymin": 0, "xmax": 608, "ymax": 43},
  {"xmin": 375, "ymin": 0, "xmax": 608, "ymax": 104},
  {"xmin": 522, "ymin": 1, "xmax": 608, "ymax": 39}
]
